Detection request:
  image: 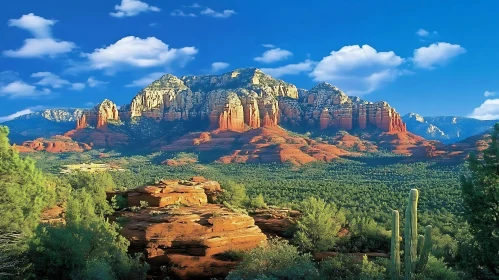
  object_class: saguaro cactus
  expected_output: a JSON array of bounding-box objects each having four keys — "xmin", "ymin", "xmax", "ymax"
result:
[
  {"xmin": 404, "ymin": 189, "xmax": 419, "ymax": 279},
  {"xmin": 390, "ymin": 210, "xmax": 401, "ymax": 280},
  {"xmin": 390, "ymin": 189, "xmax": 433, "ymax": 280}
]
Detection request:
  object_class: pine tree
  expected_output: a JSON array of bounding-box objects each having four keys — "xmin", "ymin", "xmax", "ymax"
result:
[{"xmin": 461, "ymin": 123, "xmax": 499, "ymax": 279}]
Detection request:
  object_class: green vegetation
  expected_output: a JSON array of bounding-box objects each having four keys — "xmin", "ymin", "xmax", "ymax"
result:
[
  {"xmin": 390, "ymin": 189, "xmax": 433, "ymax": 280},
  {"xmin": 293, "ymin": 197, "xmax": 345, "ymax": 252},
  {"xmin": 3, "ymin": 122, "xmax": 498, "ymax": 279},
  {"xmin": 460, "ymin": 123, "xmax": 499, "ymax": 279},
  {"xmin": 0, "ymin": 127, "xmax": 148, "ymax": 280}
]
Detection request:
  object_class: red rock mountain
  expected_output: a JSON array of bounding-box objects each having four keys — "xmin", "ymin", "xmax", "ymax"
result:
[
  {"xmin": 19, "ymin": 68, "xmax": 435, "ymax": 161},
  {"xmin": 75, "ymin": 68, "xmax": 407, "ymax": 134}
]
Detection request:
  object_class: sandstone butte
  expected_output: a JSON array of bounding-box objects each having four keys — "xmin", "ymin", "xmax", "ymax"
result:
[
  {"xmin": 12, "ymin": 135, "xmax": 91, "ymax": 153},
  {"xmin": 73, "ymin": 68, "xmax": 407, "ymax": 136},
  {"xmin": 107, "ymin": 177, "xmax": 267, "ymax": 280}
]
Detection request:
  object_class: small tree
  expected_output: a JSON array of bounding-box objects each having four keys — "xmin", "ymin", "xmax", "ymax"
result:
[
  {"xmin": 293, "ymin": 197, "xmax": 346, "ymax": 252},
  {"xmin": 217, "ymin": 181, "xmax": 248, "ymax": 208}
]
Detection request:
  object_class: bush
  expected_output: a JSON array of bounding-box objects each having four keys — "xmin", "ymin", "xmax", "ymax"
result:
[
  {"xmin": 226, "ymin": 238, "xmax": 319, "ymax": 280},
  {"xmin": 293, "ymin": 197, "xmax": 346, "ymax": 252},
  {"xmin": 336, "ymin": 217, "xmax": 390, "ymax": 253},
  {"xmin": 248, "ymin": 193, "xmax": 267, "ymax": 209},
  {"xmin": 217, "ymin": 181, "xmax": 248, "ymax": 208},
  {"xmin": 318, "ymin": 255, "xmax": 387, "ymax": 280},
  {"xmin": 414, "ymin": 256, "xmax": 462, "ymax": 280},
  {"xmin": 27, "ymin": 189, "xmax": 149, "ymax": 280}
]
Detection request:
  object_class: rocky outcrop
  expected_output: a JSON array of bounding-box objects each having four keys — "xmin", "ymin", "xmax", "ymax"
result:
[
  {"xmin": 159, "ymin": 127, "xmax": 350, "ymax": 165},
  {"xmin": 280, "ymin": 83, "xmax": 407, "ymax": 132},
  {"xmin": 75, "ymin": 99, "xmax": 120, "ymax": 130},
  {"xmin": 121, "ymin": 69, "xmax": 298, "ymax": 132},
  {"xmin": 109, "ymin": 178, "xmax": 265, "ymax": 280},
  {"xmin": 13, "ymin": 135, "xmax": 91, "ymax": 153},
  {"xmin": 250, "ymin": 207, "xmax": 300, "ymax": 238}
]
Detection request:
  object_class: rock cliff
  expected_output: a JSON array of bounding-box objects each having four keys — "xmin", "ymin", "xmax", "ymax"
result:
[
  {"xmin": 117, "ymin": 70, "xmax": 405, "ymax": 133},
  {"xmin": 108, "ymin": 178, "xmax": 266, "ymax": 280},
  {"xmin": 72, "ymin": 68, "xmax": 406, "ymax": 135},
  {"xmin": 76, "ymin": 99, "xmax": 120, "ymax": 129}
]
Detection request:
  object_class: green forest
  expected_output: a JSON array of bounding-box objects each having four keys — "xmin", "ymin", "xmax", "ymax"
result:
[{"xmin": 1, "ymin": 123, "xmax": 498, "ymax": 280}]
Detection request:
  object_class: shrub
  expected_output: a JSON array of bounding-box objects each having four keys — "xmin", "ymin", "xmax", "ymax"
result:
[
  {"xmin": 226, "ymin": 238, "xmax": 319, "ymax": 280},
  {"xmin": 293, "ymin": 197, "xmax": 346, "ymax": 252}
]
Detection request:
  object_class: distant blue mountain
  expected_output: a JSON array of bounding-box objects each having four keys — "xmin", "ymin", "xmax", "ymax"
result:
[
  {"xmin": 1, "ymin": 109, "xmax": 83, "ymax": 144},
  {"xmin": 403, "ymin": 113, "xmax": 497, "ymax": 143}
]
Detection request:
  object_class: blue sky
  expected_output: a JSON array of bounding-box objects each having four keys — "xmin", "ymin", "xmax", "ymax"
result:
[{"xmin": 1, "ymin": 0, "xmax": 499, "ymax": 122}]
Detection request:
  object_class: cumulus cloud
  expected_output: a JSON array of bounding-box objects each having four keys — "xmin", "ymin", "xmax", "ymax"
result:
[
  {"xmin": 469, "ymin": 99, "xmax": 499, "ymax": 120},
  {"xmin": 484, "ymin": 91, "xmax": 496, "ymax": 97},
  {"xmin": 110, "ymin": 0, "xmax": 160, "ymax": 17},
  {"xmin": 254, "ymin": 48, "xmax": 293, "ymax": 63},
  {"xmin": 310, "ymin": 44, "xmax": 404, "ymax": 94},
  {"xmin": 31, "ymin": 72, "xmax": 70, "ymax": 88},
  {"xmin": 211, "ymin": 62, "xmax": 230, "ymax": 72},
  {"xmin": 8, "ymin": 13, "xmax": 56, "ymax": 38},
  {"xmin": 171, "ymin": 10, "xmax": 196, "ymax": 17},
  {"xmin": 126, "ymin": 72, "xmax": 164, "ymax": 87},
  {"xmin": 261, "ymin": 60, "xmax": 315, "ymax": 77},
  {"xmin": 4, "ymin": 14, "xmax": 76, "ymax": 58},
  {"xmin": 85, "ymin": 36, "xmax": 198, "ymax": 71},
  {"xmin": 87, "ymin": 77, "xmax": 107, "ymax": 87},
  {"xmin": 200, "ymin": 8, "xmax": 236, "ymax": 18},
  {"xmin": 0, "ymin": 80, "xmax": 50, "ymax": 98},
  {"xmin": 413, "ymin": 42, "xmax": 466, "ymax": 69}
]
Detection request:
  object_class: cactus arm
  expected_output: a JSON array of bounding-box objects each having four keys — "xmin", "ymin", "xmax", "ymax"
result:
[
  {"xmin": 417, "ymin": 235, "xmax": 425, "ymax": 255},
  {"xmin": 416, "ymin": 225, "xmax": 432, "ymax": 272}
]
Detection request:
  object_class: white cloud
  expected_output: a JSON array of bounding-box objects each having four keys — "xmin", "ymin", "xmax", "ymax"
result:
[
  {"xmin": 200, "ymin": 8, "xmax": 236, "ymax": 18},
  {"xmin": 0, "ymin": 108, "xmax": 34, "ymax": 123},
  {"xmin": 8, "ymin": 13, "xmax": 56, "ymax": 38},
  {"xmin": 110, "ymin": 0, "xmax": 160, "ymax": 17},
  {"xmin": 171, "ymin": 10, "xmax": 196, "ymax": 17},
  {"xmin": 262, "ymin": 44, "xmax": 275, "ymax": 48},
  {"xmin": 261, "ymin": 60, "xmax": 315, "ymax": 77},
  {"xmin": 85, "ymin": 36, "xmax": 198, "ymax": 71},
  {"xmin": 126, "ymin": 72, "xmax": 164, "ymax": 87},
  {"xmin": 310, "ymin": 44, "xmax": 404, "ymax": 94},
  {"xmin": 4, "ymin": 14, "xmax": 76, "ymax": 58},
  {"xmin": 71, "ymin": 83, "xmax": 86, "ymax": 90},
  {"xmin": 0, "ymin": 80, "xmax": 50, "ymax": 98},
  {"xmin": 254, "ymin": 48, "xmax": 293, "ymax": 63},
  {"xmin": 485, "ymin": 91, "xmax": 496, "ymax": 97},
  {"xmin": 413, "ymin": 42, "xmax": 466, "ymax": 69},
  {"xmin": 469, "ymin": 99, "xmax": 499, "ymax": 120},
  {"xmin": 185, "ymin": 3, "xmax": 201, "ymax": 8},
  {"xmin": 87, "ymin": 77, "xmax": 107, "ymax": 87},
  {"xmin": 4, "ymin": 38, "xmax": 75, "ymax": 58},
  {"xmin": 416, "ymin": 29, "xmax": 429, "ymax": 37},
  {"xmin": 211, "ymin": 62, "xmax": 230, "ymax": 72},
  {"xmin": 31, "ymin": 72, "xmax": 70, "ymax": 88}
]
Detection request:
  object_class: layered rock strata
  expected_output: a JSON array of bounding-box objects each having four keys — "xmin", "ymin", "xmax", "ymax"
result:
[
  {"xmin": 108, "ymin": 178, "xmax": 266, "ymax": 279},
  {"xmin": 75, "ymin": 68, "xmax": 406, "ymax": 134}
]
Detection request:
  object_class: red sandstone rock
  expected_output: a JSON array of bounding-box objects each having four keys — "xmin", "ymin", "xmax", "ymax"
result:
[
  {"xmin": 13, "ymin": 135, "xmax": 92, "ymax": 153},
  {"xmin": 109, "ymin": 178, "xmax": 265, "ymax": 280}
]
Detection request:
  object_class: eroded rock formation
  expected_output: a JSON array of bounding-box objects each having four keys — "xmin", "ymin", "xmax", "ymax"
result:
[
  {"xmin": 13, "ymin": 136, "xmax": 91, "ymax": 153},
  {"xmin": 108, "ymin": 178, "xmax": 266, "ymax": 280},
  {"xmin": 75, "ymin": 99, "xmax": 120, "ymax": 130}
]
